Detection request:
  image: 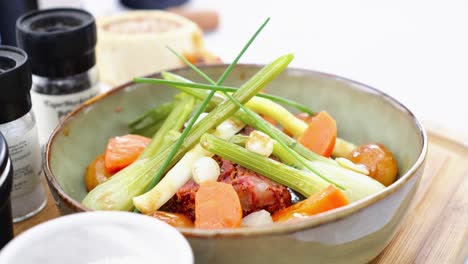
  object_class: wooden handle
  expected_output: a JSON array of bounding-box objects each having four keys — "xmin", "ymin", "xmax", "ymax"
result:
[{"xmin": 168, "ymin": 8, "xmax": 219, "ymax": 32}]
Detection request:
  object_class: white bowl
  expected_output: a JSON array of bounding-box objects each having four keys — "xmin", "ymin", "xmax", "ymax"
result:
[{"xmin": 0, "ymin": 212, "xmax": 193, "ymax": 264}]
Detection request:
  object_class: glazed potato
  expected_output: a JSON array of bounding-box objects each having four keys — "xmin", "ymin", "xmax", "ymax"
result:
[
  {"xmin": 85, "ymin": 154, "xmax": 112, "ymax": 192},
  {"xmin": 348, "ymin": 143, "xmax": 398, "ymax": 186},
  {"xmin": 147, "ymin": 211, "xmax": 194, "ymax": 228}
]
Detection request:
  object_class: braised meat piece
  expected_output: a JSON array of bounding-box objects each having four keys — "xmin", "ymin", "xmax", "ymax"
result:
[{"xmin": 162, "ymin": 157, "xmax": 291, "ymax": 220}]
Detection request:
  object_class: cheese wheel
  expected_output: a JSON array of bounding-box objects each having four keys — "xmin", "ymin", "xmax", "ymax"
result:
[{"xmin": 96, "ymin": 11, "xmax": 215, "ymax": 85}]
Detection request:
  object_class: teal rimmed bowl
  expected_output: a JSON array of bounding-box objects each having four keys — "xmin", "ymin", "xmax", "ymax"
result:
[{"xmin": 44, "ymin": 65, "xmax": 427, "ymax": 263}]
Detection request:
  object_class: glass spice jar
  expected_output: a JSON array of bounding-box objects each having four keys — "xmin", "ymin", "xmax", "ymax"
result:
[
  {"xmin": 0, "ymin": 45, "xmax": 47, "ymax": 222},
  {"xmin": 16, "ymin": 8, "xmax": 100, "ymax": 144}
]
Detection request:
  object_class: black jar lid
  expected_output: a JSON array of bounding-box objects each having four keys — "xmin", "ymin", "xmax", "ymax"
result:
[
  {"xmin": 16, "ymin": 8, "xmax": 97, "ymax": 78},
  {"xmin": 0, "ymin": 132, "xmax": 13, "ymax": 205},
  {"xmin": 0, "ymin": 45, "xmax": 32, "ymax": 124},
  {"xmin": 120, "ymin": 0, "xmax": 188, "ymax": 9}
]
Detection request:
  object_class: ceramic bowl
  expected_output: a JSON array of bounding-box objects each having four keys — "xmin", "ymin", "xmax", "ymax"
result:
[
  {"xmin": 0, "ymin": 211, "xmax": 193, "ymax": 264},
  {"xmin": 44, "ymin": 65, "xmax": 427, "ymax": 263}
]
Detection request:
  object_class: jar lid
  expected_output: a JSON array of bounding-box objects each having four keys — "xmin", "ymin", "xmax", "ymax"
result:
[
  {"xmin": 120, "ymin": 0, "xmax": 188, "ymax": 9},
  {"xmin": 0, "ymin": 132, "xmax": 13, "ymax": 205},
  {"xmin": 0, "ymin": 45, "xmax": 32, "ymax": 124},
  {"xmin": 16, "ymin": 8, "xmax": 97, "ymax": 78}
]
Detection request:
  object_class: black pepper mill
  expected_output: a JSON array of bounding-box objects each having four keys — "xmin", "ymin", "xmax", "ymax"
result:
[
  {"xmin": 0, "ymin": 0, "xmax": 37, "ymax": 46},
  {"xmin": 16, "ymin": 8, "xmax": 100, "ymax": 144},
  {"xmin": 0, "ymin": 132, "xmax": 14, "ymax": 249}
]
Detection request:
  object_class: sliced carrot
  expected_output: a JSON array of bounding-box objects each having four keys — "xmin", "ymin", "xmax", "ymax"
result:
[
  {"xmin": 104, "ymin": 134, "xmax": 151, "ymax": 173},
  {"xmin": 85, "ymin": 154, "xmax": 113, "ymax": 192},
  {"xmin": 261, "ymin": 114, "xmax": 278, "ymax": 127},
  {"xmin": 272, "ymin": 185, "xmax": 348, "ymax": 222},
  {"xmin": 194, "ymin": 182, "xmax": 242, "ymax": 229},
  {"xmin": 297, "ymin": 111, "xmax": 337, "ymax": 157}
]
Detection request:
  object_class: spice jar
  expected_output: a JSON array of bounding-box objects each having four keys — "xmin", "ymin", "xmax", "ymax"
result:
[
  {"xmin": 0, "ymin": 132, "xmax": 14, "ymax": 249},
  {"xmin": 16, "ymin": 8, "xmax": 99, "ymax": 144},
  {"xmin": 0, "ymin": 46, "xmax": 46, "ymax": 222}
]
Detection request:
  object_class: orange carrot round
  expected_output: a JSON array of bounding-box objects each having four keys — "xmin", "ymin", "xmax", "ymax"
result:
[
  {"xmin": 272, "ymin": 185, "xmax": 348, "ymax": 222},
  {"xmin": 104, "ymin": 134, "xmax": 151, "ymax": 173},
  {"xmin": 195, "ymin": 182, "xmax": 242, "ymax": 229},
  {"xmin": 297, "ymin": 111, "xmax": 337, "ymax": 157}
]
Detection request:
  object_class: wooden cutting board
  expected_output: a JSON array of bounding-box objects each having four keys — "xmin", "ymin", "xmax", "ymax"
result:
[{"xmin": 13, "ymin": 131, "xmax": 468, "ymax": 263}]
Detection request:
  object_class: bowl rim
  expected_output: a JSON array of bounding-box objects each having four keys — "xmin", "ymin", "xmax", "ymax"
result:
[
  {"xmin": 44, "ymin": 64, "xmax": 428, "ymax": 239},
  {"xmin": 0, "ymin": 211, "xmax": 194, "ymax": 262}
]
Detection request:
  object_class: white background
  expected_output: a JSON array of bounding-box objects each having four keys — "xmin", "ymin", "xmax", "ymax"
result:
[{"xmin": 41, "ymin": 0, "xmax": 468, "ymax": 136}]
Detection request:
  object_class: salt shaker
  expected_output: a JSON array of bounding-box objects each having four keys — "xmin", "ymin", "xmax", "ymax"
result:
[
  {"xmin": 0, "ymin": 46, "xmax": 46, "ymax": 222},
  {"xmin": 16, "ymin": 8, "xmax": 100, "ymax": 144}
]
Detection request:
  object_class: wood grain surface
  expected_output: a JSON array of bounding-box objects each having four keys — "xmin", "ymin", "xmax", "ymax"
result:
[{"xmin": 13, "ymin": 131, "xmax": 468, "ymax": 263}]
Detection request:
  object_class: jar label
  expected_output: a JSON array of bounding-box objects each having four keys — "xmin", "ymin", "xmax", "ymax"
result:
[
  {"xmin": 31, "ymin": 85, "xmax": 101, "ymax": 144},
  {"xmin": 4, "ymin": 124, "xmax": 42, "ymax": 198}
]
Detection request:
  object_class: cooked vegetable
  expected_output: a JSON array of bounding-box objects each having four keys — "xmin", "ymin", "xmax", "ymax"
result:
[
  {"xmin": 139, "ymin": 94, "xmax": 196, "ymax": 159},
  {"xmin": 335, "ymin": 157, "xmax": 369, "ymax": 175},
  {"xmin": 295, "ymin": 112, "xmax": 314, "ymax": 124},
  {"xmin": 332, "ymin": 138, "xmax": 357, "ymax": 158},
  {"xmin": 241, "ymin": 210, "xmax": 273, "ymax": 227},
  {"xmin": 147, "ymin": 211, "xmax": 194, "ymax": 228},
  {"xmin": 348, "ymin": 143, "xmax": 398, "ymax": 186},
  {"xmin": 104, "ymin": 134, "xmax": 152, "ymax": 173},
  {"xmin": 133, "ymin": 119, "xmax": 243, "ymax": 213},
  {"xmin": 157, "ymin": 72, "xmax": 334, "ymax": 164},
  {"xmin": 282, "ymin": 112, "xmax": 314, "ymax": 136},
  {"xmin": 82, "ymin": 54, "xmax": 294, "ymax": 211},
  {"xmin": 245, "ymin": 130, "xmax": 274, "ymax": 157},
  {"xmin": 128, "ymin": 101, "xmax": 174, "ymax": 136},
  {"xmin": 195, "ymin": 182, "xmax": 242, "ymax": 229},
  {"xmin": 297, "ymin": 111, "xmax": 337, "ymax": 158},
  {"xmin": 85, "ymin": 154, "xmax": 112, "ymax": 192},
  {"xmin": 261, "ymin": 114, "xmax": 278, "ymax": 126},
  {"xmin": 163, "ymin": 157, "xmax": 292, "ymax": 220},
  {"xmin": 272, "ymin": 185, "xmax": 348, "ymax": 222},
  {"xmin": 202, "ymin": 133, "xmax": 385, "ymax": 202},
  {"xmin": 220, "ymin": 92, "xmax": 344, "ymax": 188},
  {"xmin": 201, "ymin": 133, "xmax": 330, "ymax": 197},
  {"xmin": 192, "ymin": 157, "xmax": 220, "ymax": 184}
]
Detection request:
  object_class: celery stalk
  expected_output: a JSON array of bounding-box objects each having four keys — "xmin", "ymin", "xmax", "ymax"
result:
[
  {"xmin": 203, "ymin": 134, "xmax": 384, "ymax": 202},
  {"xmin": 139, "ymin": 94, "xmax": 195, "ymax": 159},
  {"xmin": 128, "ymin": 101, "xmax": 174, "ymax": 132},
  {"xmin": 201, "ymin": 133, "xmax": 329, "ymax": 197},
  {"xmin": 82, "ymin": 54, "xmax": 294, "ymax": 211}
]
